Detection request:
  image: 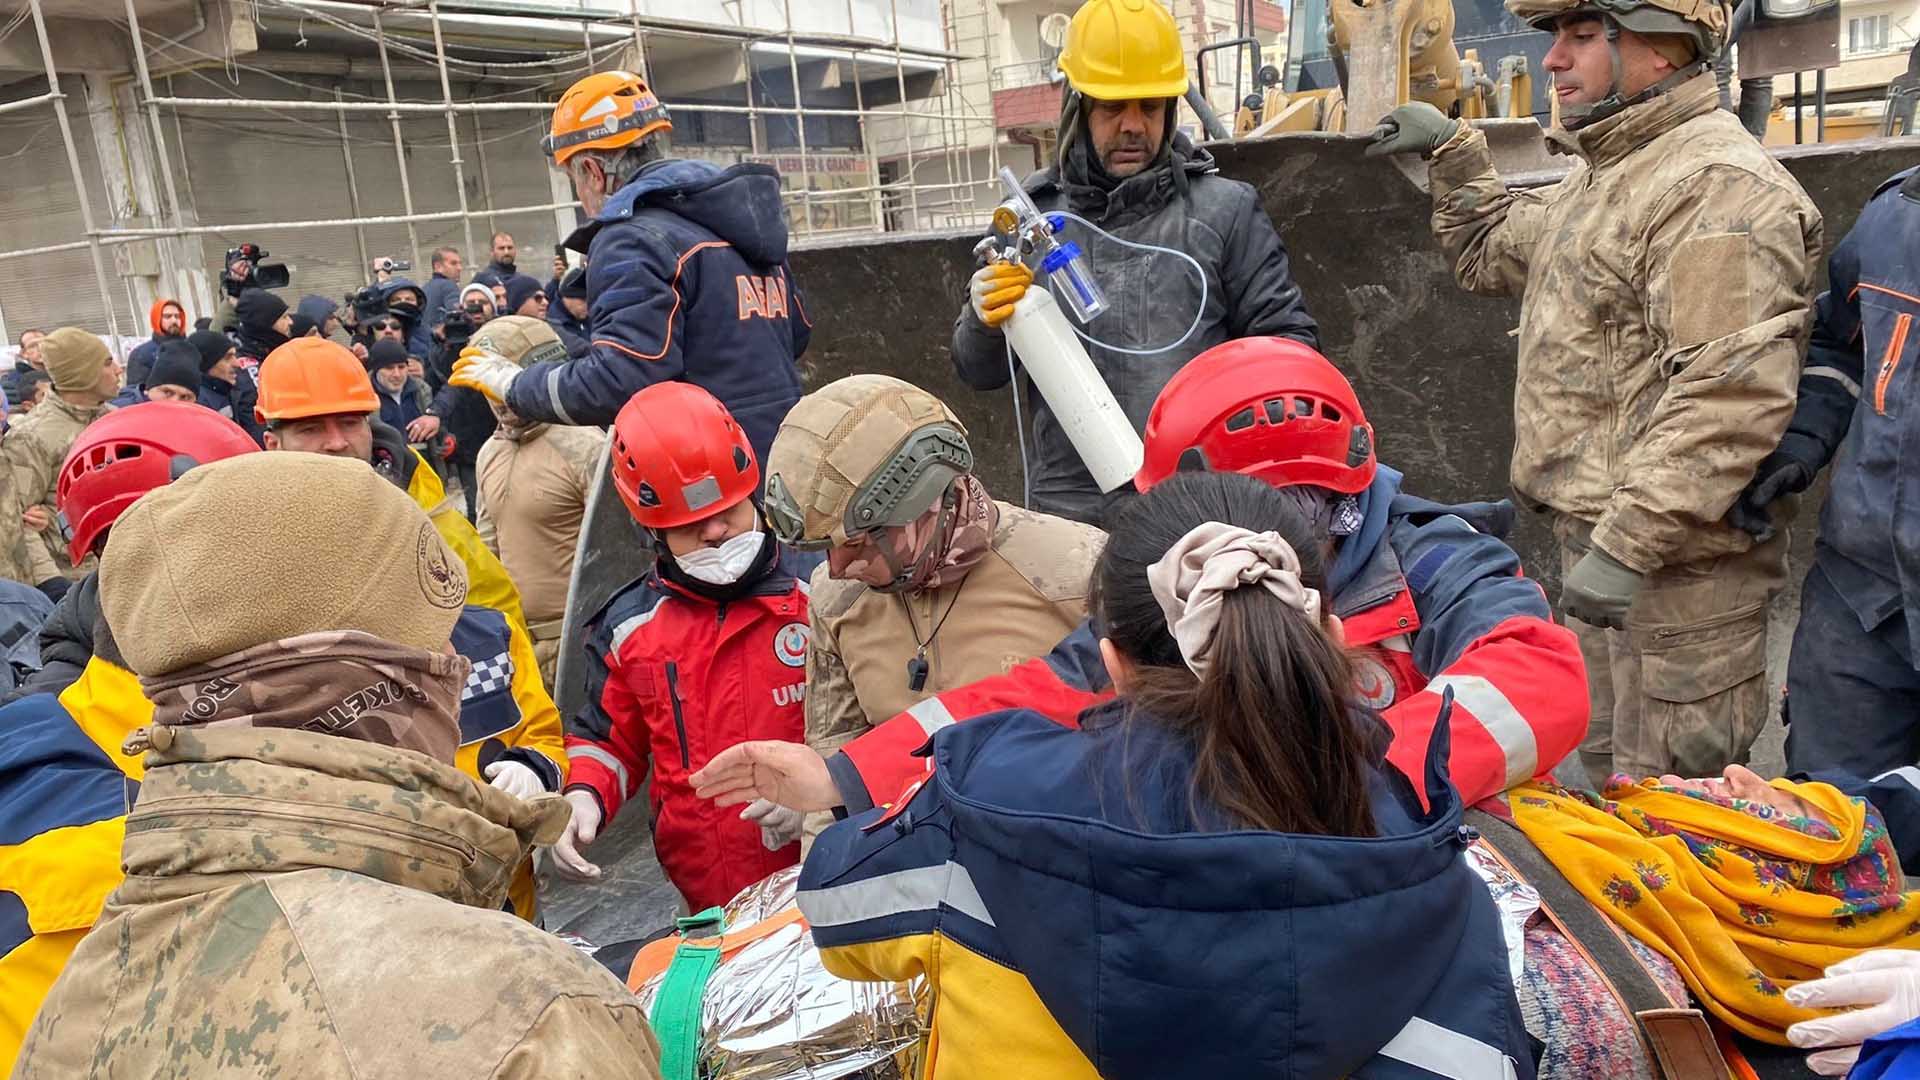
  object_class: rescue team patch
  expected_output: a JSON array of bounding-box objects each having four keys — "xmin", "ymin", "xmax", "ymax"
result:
[
  {"xmin": 1353, "ymin": 654, "xmax": 1397, "ymax": 708},
  {"xmin": 417, "ymin": 523, "xmax": 468, "ymax": 609},
  {"xmin": 774, "ymin": 622, "xmax": 809, "ymax": 668}
]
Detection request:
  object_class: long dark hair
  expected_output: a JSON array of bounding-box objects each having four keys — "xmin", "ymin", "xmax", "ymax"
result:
[{"xmin": 1094, "ymin": 472, "xmax": 1378, "ymax": 837}]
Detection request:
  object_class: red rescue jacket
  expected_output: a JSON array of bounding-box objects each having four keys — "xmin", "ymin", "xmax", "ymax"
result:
[{"xmin": 567, "ymin": 550, "xmax": 812, "ymax": 911}]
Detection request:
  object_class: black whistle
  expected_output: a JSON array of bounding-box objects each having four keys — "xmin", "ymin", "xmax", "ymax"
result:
[{"xmin": 906, "ymin": 655, "xmax": 929, "ymax": 693}]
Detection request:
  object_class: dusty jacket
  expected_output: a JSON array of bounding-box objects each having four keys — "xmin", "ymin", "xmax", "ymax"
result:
[
  {"xmin": 805, "ymin": 502, "xmax": 1104, "ymax": 759},
  {"xmin": 1428, "ymin": 73, "xmax": 1822, "ymax": 573},
  {"xmin": 950, "ymin": 134, "xmax": 1318, "ymax": 526},
  {"xmin": 2, "ymin": 394, "xmax": 111, "ymax": 585},
  {"xmin": 475, "ymin": 421, "xmax": 606, "ymax": 628},
  {"xmin": 14, "ymin": 724, "xmax": 662, "ymax": 1079}
]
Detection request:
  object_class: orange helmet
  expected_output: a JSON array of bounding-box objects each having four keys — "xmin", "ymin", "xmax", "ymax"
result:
[
  {"xmin": 543, "ymin": 71, "xmax": 672, "ymax": 167},
  {"xmin": 254, "ymin": 338, "xmax": 379, "ymax": 425}
]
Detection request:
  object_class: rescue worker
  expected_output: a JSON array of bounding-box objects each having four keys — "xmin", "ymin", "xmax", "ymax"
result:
[
  {"xmin": 0, "ymin": 403, "xmax": 258, "ymax": 1068},
  {"xmin": 2, "ymin": 327, "xmax": 119, "ymax": 599},
  {"xmin": 698, "ymin": 339, "xmax": 1584, "ymax": 826},
  {"xmin": 471, "ymin": 317, "xmax": 607, "ymax": 685},
  {"xmin": 255, "ymin": 338, "xmax": 563, "ymax": 920},
  {"xmin": 554, "ymin": 382, "xmax": 813, "ymax": 912},
  {"xmin": 950, "ymin": 0, "xmax": 1317, "ymax": 527},
  {"xmin": 14, "ymin": 452, "xmax": 664, "ymax": 1079},
  {"xmin": 1729, "ymin": 169, "xmax": 1920, "ymax": 779},
  {"xmin": 796, "ymin": 470, "xmax": 1534, "ymax": 1079},
  {"xmin": 126, "ymin": 297, "xmax": 185, "ymax": 388},
  {"xmin": 450, "ymin": 71, "xmax": 807, "ymax": 459},
  {"xmin": 1369, "ymin": 0, "xmax": 1822, "ymax": 780},
  {"xmin": 759, "ymin": 374, "xmax": 1106, "ymax": 837}
]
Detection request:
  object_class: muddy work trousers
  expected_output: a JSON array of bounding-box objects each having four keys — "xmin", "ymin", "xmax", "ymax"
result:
[{"xmin": 1560, "ymin": 521, "xmax": 1786, "ymax": 782}]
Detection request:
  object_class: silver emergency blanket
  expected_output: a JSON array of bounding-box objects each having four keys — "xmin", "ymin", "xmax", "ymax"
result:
[
  {"xmin": 1467, "ymin": 840, "xmax": 1542, "ymax": 985},
  {"xmin": 631, "ymin": 866, "xmax": 926, "ymax": 1080}
]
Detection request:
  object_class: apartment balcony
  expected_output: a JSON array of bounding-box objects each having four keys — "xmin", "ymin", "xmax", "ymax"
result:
[{"xmin": 992, "ymin": 58, "xmax": 1063, "ymax": 130}]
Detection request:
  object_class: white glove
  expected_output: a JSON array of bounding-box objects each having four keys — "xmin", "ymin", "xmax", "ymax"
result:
[
  {"xmin": 549, "ymin": 789, "xmax": 604, "ymax": 882},
  {"xmin": 740, "ymin": 798, "xmax": 804, "ymax": 852},
  {"xmin": 484, "ymin": 759, "xmax": 544, "ymax": 800},
  {"xmin": 1786, "ymin": 950, "xmax": 1920, "ymax": 1075},
  {"xmin": 449, "ymin": 345, "xmax": 519, "ymax": 403}
]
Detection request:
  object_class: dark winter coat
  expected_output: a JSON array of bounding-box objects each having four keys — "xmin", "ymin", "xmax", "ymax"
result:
[
  {"xmin": 951, "ymin": 133, "xmax": 1318, "ymax": 526},
  {"xmin": 503, "ymin": 159, "xmax": 808, "ymax": 463}
]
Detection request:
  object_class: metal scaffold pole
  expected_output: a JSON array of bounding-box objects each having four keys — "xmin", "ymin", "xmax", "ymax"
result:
[
  {"xmin": 28, "ymin": 0, "xmax": 124, "ymax": 354},
  {"xmin": 782, "ymin": 0, "xmax": 814, "ymax": 239},
  {"xmin": 428, "ymin": 1, "xmax": 479, "ymax": 265},
  {"xmin": 374, "ymin": 9, "xmax": 424, "ymax": 266}
]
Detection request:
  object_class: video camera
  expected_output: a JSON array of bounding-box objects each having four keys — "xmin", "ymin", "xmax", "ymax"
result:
[
  {"xmin": 221, "ymin": 243, "xmax": 291, "ymax": 298},
  {"xmin": 344, "ymin": 283, "xmax": 387, "ymax": 326}
]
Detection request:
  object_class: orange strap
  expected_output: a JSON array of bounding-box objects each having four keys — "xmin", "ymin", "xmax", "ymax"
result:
[{"xmin": 628, "ymin": 907, "xmax": 809, "ymax": 992}]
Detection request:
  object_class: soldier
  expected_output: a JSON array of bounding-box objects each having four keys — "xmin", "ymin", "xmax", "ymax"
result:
[
  {"xmin": 2, "ymin": 328, "xmax": 120, "ymax": 599},
  {"xmin": 760, "ymin": 375, "xmax": 1105, "ymax": 838},
  {"xmin": 14, "ymin": 453, "xmax": 662, "ymax": 1078},
  {"xmin": 472, "ymin": 317, "xmax": 607, "ymax": 687},
  {"xmin": 1370, "ymin": 0, "xmax": 1823, "ymax": 780}
]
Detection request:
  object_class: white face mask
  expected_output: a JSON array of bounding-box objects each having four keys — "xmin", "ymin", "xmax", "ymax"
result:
[{"xmin": 674, "ymin": 527, "xmax": 764, "ymax": 585}]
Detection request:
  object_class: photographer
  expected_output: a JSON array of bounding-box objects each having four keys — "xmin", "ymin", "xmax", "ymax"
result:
[
  {"xmin": 426, "ymin": 286, "xmax": 499, "ymax": 519},
  {"xmin": 233, "ymin": 289, "xmax": 292, "ymax": 377},
  {"xmin": 212, "ymin": 244, "xmax": 290, "ymax": 332}
]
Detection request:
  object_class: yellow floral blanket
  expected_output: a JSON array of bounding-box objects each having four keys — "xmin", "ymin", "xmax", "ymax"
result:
[{"xmin": 1509, "ymin": 777, "xmax": 1917, "ymax": 1042}]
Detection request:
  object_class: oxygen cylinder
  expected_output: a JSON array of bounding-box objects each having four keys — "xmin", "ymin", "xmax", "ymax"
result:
[{"xmin": 1002, "ymin": 285, "xmax": 1144, "ymax": 492}]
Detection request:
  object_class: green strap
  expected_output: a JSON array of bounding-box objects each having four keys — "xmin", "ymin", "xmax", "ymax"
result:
[{"xmin": 648, "ymin": 907, "xmax": 726, "ymax": 1080}]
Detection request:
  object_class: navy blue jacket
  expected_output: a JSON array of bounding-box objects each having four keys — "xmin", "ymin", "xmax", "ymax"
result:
[
  {"xmin": 547, "ymin": 307, "xmax": 590, "ymax": 358},
  {"xmin": 506, "ymin": 160, "xmax": 808, "ymax": 461},
  {"xmin": 373, "ymin": 277, "xmax": 435, "ymax": 361},
  {"xmin": 801, "ymin": 699, "xmax": 1534, "ymax": 1079},
  {"xmin": 1774, "ymin": 168, "xmax": 1920, "ymax": 658}
]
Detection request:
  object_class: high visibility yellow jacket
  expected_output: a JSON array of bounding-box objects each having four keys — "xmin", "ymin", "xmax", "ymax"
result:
[{"xmin": 407, "ymin": 448, "xmax": 528, "ymax": 631}]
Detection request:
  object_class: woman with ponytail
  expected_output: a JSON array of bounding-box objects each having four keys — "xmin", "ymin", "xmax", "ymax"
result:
[{"xmin": 797, "ymin": 471, "xmax": 1533, "ymax": 1080}]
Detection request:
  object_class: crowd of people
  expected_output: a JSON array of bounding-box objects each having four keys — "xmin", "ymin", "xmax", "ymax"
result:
[{"xmin": 5, "ymin": 0, "xmax": 1920, "ymax": 1075}]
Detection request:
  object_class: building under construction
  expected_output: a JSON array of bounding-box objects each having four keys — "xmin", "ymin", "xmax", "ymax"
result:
[{"xmin": 0, "ymin": 0, "xmax": 1063, "ymax": 345}]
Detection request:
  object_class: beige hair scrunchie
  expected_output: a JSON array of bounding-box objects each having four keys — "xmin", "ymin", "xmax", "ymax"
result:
[{"xmin": 1146, "ymin": 521, "xmax": 1322, "ymax": 677}]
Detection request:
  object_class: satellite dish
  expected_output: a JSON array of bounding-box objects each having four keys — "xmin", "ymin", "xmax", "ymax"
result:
[{"xmin": 1041, "ymin": 12, "xmax": 1073, "ymax": 50}]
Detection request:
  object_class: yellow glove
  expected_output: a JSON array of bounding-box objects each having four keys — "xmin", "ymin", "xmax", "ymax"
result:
[
  {"xmin": 970, "ymin": 262, "xmax": 1033, "ymax": 329},
  {"xmin": 449, "ymin": 345, "xmax": 519, "ymax": 403}
]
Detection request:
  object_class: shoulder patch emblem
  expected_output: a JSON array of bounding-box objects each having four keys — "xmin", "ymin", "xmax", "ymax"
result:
[{"xmin": 773, "ymin": 622, "xmax": 809, "ymax": 668}]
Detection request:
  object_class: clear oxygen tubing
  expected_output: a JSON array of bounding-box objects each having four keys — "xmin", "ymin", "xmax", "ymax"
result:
[
  {"xmin": 1001, "ymin": 210, "xmax": 1209, "ymax": 507},
  {"xmin": 1046, "ymin": 210, "xmax": 1208, "ymax": 357}
]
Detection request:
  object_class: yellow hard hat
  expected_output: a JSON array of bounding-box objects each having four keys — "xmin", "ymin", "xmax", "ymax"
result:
[{"xmin": 1058, "ymin": 0, "xmax": 1190, "ymax": 101}]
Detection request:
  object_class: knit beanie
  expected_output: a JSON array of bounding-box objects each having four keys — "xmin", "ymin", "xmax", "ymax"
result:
[
  {"xmin": 559, "ymin": 267, "xmax": 588, "ymax": 300},
  {"xmin": 234, "ymin": 288, "xmax": 289, "ymax": 333},
  {"xmin": 145, "ymin": 340, "xmax": 204, "ymax": 396},
  {"xmin": 459, "ymin": 283, "xmax": 496, "ymax": 312},
  {"xmin": 366, "ymin": 338, "xmax": 410, "ymax": 372},
  {"xmin": 100, "ymin": 453, "xmax": 469, "ymax": 676},
  {"xmin": 502, "ymin": 274, "xmax": 545, "ymax": 316},
  {"xmin": 471, "ymin": 315, "xmax": 567, "ymax": 369},
  {"xmin": 187, "ymin": 329, "xmax": 234, "ymax": 372},
  {"xmin": 40, "ymin": 327, "xmax": 111, "ymax": 394}
]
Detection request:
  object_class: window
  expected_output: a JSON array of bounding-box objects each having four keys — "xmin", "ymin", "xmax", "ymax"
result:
[{"xmin": 1849, "ymin": 14, "xmax": 1891, "ymax": 55}]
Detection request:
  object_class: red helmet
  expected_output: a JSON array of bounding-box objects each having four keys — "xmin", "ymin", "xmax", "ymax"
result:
[
  {"xmin": 610, "ymin": 382, "xmax": 758, "ymax": 529},
  {"xmin": 57, "ymin": 402, "xmax": 260, "ymax": 562},
  {"xmin": 1136, "ymin": 337, "xmax": 1376, "ymax": 495}
]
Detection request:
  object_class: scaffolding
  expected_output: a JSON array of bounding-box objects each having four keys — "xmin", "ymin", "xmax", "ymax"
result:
[{"xmin": 0, "ymin": 0, "xmax": 1009, "ymax": 348}]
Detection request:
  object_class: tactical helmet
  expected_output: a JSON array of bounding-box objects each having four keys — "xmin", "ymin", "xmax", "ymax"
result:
[
  {"xmin": 1135, "ymin": 337, "xmax": 1376, "ymax": 495},
  {"xmin": 470, "ymin": 315, "xmax": 568, "ymax": 369},
  {"xmin": 1508, "ymin": 0, "xmax": 1726, "ymax": 127},
  {"xmin": 762, "ymin": 375, "xmax": 973, "ymax": 551}
]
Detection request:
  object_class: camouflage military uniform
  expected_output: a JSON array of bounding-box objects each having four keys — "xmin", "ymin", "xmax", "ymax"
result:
[
  {"xmin": 14, "ymin": 724, "xmax": 664, "ymax": 1079},
  {"xmin": 1427, "ymin": 73, "xmax": 1822, "ymax": 777},
  {"xmin": 475, "ymin": 420, "xmax": 607, "ymax": 686},
  {"xmin": 2, "ymin": 393, "xmax": 111, "ymax": 585}
]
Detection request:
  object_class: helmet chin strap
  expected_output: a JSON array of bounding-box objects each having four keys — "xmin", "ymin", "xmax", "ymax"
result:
[{"xmin": 1560, "ymin": 15, "xmax": 1707, "ymax": 130}]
